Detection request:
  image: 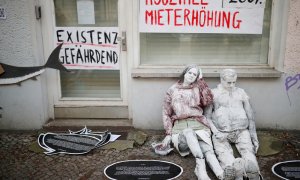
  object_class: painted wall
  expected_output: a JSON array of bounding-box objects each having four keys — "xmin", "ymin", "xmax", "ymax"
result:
[
  {"xmin": 132, "ymin": 76, "xmax": 300, "ymax": 131},
  {"xmin": 0, "ymin": 0, "xmax": 48, "ymax": 129}
]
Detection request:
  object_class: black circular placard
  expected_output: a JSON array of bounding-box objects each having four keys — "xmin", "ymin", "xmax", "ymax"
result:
[
  {"xmin": 272, "ymin": 160, "xmax": 300, "ymax": 180},
  {"xmin": 104, "ymin": 160, "xmax": 183, "ymax": 180}
]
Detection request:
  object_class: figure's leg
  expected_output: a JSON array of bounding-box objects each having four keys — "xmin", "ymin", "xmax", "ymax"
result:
[
  {"xmin": 199, "ymin": 140, "xmax": 224, "ymax": 179},
  {"xmin": 177, "ymin": 133, "xmax": 189, "ymax": 152},
  {"xmin": 182, "ymin": 128, "xmax": 204, "ymax": 158},
  {"xmin": 212, "ymin": 135, "xmax": 237, "ymax": 180},
  {"xmin": 232, "ymin": 157, "xmax": 245, "ymax": 180},
  {"xmin": 212, "ymin": 135, "xmax": 236, "ymax": 168},
  {"xmin": 235, "ymin": 130, "xmax": 260, "ymax": 180},
  {"xmin": 181, "ymin": 128, "xmax": 211, "ymax": 180}
]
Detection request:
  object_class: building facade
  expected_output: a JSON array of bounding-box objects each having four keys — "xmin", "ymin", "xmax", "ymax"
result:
[{"xmin": 0, "ymin": 0, "xmax": 299, "ymax": 130}]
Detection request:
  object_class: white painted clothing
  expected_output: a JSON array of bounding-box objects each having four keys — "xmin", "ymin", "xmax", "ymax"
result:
[
  {"xmin": 171, "ymin": 119, "xmax": 213, "ymax": 156},
  {"xmin": 212, "ymin": 129, "xmax": 260, "ymax": 178},
  {"xmin": 162, "ymin": 79, "xmax": 213, "ymax": 135},
  {"xmin": 171, "ymin": 125, "xmax": 224, "ymax": 179},
  {"xmin": 211, "ymin": 84, "xmax": 250, "ymax": 132}
]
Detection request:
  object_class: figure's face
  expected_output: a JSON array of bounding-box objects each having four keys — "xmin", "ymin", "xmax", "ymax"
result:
[
  {"xmin": 221, "ymin": 76, "xmax": 237, "ymax": 90},
  {"xmin": 184, "ymin": 68, "xmax": 198, "ymax": 85}
]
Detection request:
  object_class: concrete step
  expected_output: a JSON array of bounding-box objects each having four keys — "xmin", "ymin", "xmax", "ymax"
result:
[{"xmin": 43, "ymin": 119, "xmax": 133, "ymax": 132}]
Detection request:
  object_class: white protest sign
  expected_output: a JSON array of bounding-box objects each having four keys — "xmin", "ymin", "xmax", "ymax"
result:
[
  {"xmin": 54, "ymin": 27, "xmax": 120, "ymax": 70},
  {"xmin": 223, "ymin": 0, "xmax": 266, "ymax": 9},
  {"xmin": 139, "ymin": 0, "xmax": 266, "ymax": 34}
]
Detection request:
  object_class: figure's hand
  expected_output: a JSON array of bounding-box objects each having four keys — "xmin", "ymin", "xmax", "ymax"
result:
[
  {"xmin": 162, "ymin": 135, "xmax": 172, "ymax": 147},
  {"xmin": 151, "ymin": 135, "xmax": 174, "ymax": 156},
  {"xmin": 214, "ymin": 131, "xmax": 227, "ymax": 141},
  {"xmin": 253, "ymin": 139, "xmax": 259, "ymax": 153},
  {"xmin": 197, "ymin": 68, "xmax": 203, "ymax": 80}
]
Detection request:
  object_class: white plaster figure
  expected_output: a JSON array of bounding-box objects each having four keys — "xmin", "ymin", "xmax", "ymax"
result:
[
  {"xmin": 154, "ymin": 65, "xmax": 233, "ymax": 180},
  {"xmin": 205, "ymin": 69, "xmax": 261, "ymax": 180}
]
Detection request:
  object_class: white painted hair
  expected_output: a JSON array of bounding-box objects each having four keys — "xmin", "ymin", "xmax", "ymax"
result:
[
  {"xmin": 179, "ymin": 64, "xmax": 203, "ymax": 82},
  {"xmin": 220, "ymin": 69, "xmax": 237, "ymax": 81}
]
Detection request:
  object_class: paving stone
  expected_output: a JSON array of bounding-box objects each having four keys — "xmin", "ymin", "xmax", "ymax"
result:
[
  {"xmin": 257, "ymin": 132, "xmax": 284, "ymax": 156},
  {"xmin": 100, "ymin": 140, "xmax": 134, "ymax": 151},
  {"xmin": 127, "ymin": 130, "xmax": 148, "ymax": 145},
  {"xmin": 0, "ymin": 130, "xmax": 299, "ymax": 179}
]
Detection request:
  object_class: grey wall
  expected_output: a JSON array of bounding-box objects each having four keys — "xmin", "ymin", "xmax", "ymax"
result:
[
  {"xmin": 131, "ymin": 76, "xmax": 300, "ymax": 131},
  {"xmin": 0, "ymin": 0, "xmax": 48, "ymax": 129}
]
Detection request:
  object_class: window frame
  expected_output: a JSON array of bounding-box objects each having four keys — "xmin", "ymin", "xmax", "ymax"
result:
[
  {"xmin": 131, "ymin": 0, "xmax": 289, "ymax": 78},
  {"xmin": 40, "ymin": 0, "xmax": 130, "ymax": 107}
]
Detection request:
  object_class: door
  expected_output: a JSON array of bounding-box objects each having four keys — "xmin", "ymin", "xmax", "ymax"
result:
[{"xmin": 40, "ymin": 0, "xmax": 129, "ymax": 120}]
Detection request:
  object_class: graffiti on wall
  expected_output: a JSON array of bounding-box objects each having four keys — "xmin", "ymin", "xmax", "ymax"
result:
[{"xmin": 285, "ymin": 73, "xmax": 300, "ymax": 105}]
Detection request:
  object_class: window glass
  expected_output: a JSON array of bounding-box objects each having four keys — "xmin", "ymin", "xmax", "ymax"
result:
[
  {"xmin": 55, "ymin": 0, "xmax": 118, "ymax": 27},
  {"xmin": 140, "ymin": 0, "xmax": 272, "ymax": 66},
  {"xmin": 60, "ymin": 70, "xmax": 120, "ymax": 98},
  {"xmin": 54, "ymin": 0, "xmax": 120, "ymax": 98}
]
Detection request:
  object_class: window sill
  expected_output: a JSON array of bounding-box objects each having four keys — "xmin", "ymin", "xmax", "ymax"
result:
[{"xmin": 131, "ymin": 67, "xmax": 282, "ymax": 78}]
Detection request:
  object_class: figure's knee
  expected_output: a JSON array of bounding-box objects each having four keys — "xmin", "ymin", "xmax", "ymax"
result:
[
  {"xmin": 194, "ymin": 152, "xmax": 204, "ymax": 159},
  {"xmin": 239, "ymin": 149, "xmax": 259, "ymax": 168},
  {"xmin": 215, "ymin": 151, "xmax": 235, "ymax": 168},
  {"xmin": 239, "ymin": 149, "xmax": 257, "ymax": 164},
  {"xmin": 245, "ymin": 159, "xmax": 260, "ymax": 180},
  {"xmin": 244, "ymin": 158, "xmax": 259, "ymax": 171},
  {"xmin": 178, "ymin": 134, "xmax": 189, "ymax": 152},
  {"xmin": 203, "ymin": 148, "xmax": 213, "ymax": 156}
]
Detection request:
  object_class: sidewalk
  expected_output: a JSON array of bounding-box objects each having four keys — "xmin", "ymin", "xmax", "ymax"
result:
[{"xmin": 0, "ymin": 129, "xmax": 299, "ymax": 180}]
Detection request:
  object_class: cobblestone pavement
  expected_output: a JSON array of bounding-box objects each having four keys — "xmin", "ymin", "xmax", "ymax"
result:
[{"xmin": 0, "ymin": 129, "xmax": 299, "ymax": 180}]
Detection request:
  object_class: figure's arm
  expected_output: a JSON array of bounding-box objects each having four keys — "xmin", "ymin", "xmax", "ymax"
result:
[
  {"xmin": 202, "ymin": 85, "xmax": 226, "ymax": 140},
  {"xmin": 162, "ymin": 90, "xmax": 173, "ymax": 136},
  {"xmin": 161, "ymin": 90, "xmax": 174, "ymax": 147},
  {"xmin": 204, "ymin": 105, "xmax": 218, "ymax": 134},
  {"xmin": 204, "ymin": 104, "xmax": 226, "ymax": 140},
  {"xmin": 244, "ymin": 99, "xmax": 259, "ymax": 153}
]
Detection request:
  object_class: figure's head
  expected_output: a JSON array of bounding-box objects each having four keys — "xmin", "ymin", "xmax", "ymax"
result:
[
  {"xmin": 220, "ymin": 69, "xmax": 237, "ymax": 90},
  {"xmin": 179, "ymin": 64, "xmax": 202, "ymax": 85}
]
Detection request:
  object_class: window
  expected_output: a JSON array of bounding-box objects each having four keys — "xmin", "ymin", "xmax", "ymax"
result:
[
  {"xmin": 54, "ymin": 0, "xmax": 120, "ymax": 98},
  {"xmin": 140, "ymin": 0, "xmax": 272, "ymax": 66}
]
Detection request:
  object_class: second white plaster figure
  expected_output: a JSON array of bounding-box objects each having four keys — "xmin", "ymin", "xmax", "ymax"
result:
[
  {"xmin": 156, "ymin": 65, "xmax": 232, "ymax": 180},
  {"xmin": 205, "ymin": 69, "xmax": 261, "ymax": 180}
]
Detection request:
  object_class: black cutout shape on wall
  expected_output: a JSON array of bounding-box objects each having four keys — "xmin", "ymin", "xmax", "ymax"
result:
[{"xmin": 0, "ymin": 43, "xmax": 69, "ymax": 85}]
